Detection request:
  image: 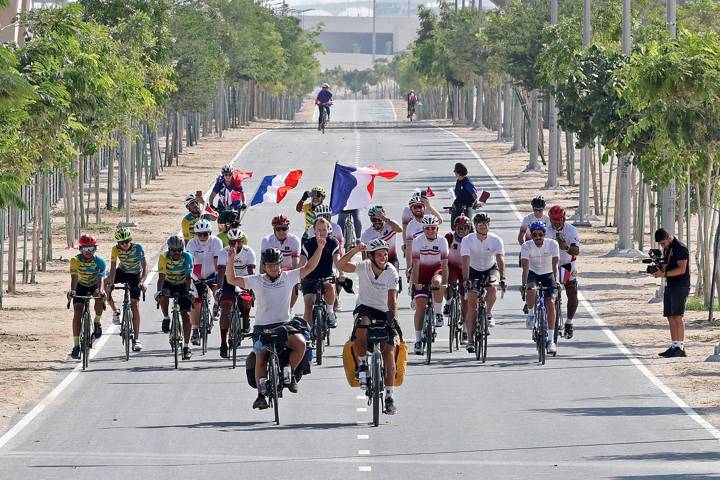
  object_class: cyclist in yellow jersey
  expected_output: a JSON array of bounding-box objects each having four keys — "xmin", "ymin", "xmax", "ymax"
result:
[
  {"xmin": 216, "ymin": 209, "xmax": 249, "ymax": 247},
  {"xmin": 67, "ymin": 235, "xmax": 107, "ymax": 359},
  {"xmin": 157, "ymin": 235, "xmax": 194, "ymax": 361},
  {"xmin": 181, "ymin": 193, "xmax": 214, "ymax": 243},
  {"xmin": 106, "ymin": 227, "xmax": 147, "ymax": 352},
  {"xmin": 295, "ymin": 185, "xmax": 327, "ymax": 243}
]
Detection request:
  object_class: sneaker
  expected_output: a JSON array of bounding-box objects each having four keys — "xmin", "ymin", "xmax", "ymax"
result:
[
  {"xmin": 70, "ymin": 346, "xmax": 81, "ymax": 359},
  {"xmin": 220, "ymin": 344, "xmax": 229, "ymax": 358},
  {"xmin": 212, "ymin": 303, "xmax": 220, "ymax": 320},
  {"xmin": 526, "ymin": 316, "xmax": 535, "ymax": 330},
  {"xmin": 666, "ymin": 346, "xmax": 687, "ymax": 358},
  {"xmin": 384, "ymin": 396, "xmax": 397, "ymax": 415},
  {"xmin": 461, "ymin": 332, "xmax": 468, "ymax": 345},
  {"xmin": 356, "ymin": 364, "xmax": 369, "ymax": 388},
  {"xmin": 93, "ymin": 323, "xmax": 102, "ymax": 339},
  {"xmin": 488, "ymin": 316, "xmax": 495, "ymax": 328},
  {"xmin": 434, "ymin": 313, "xmax": 444, "ymax": 327},
  {"xmin": 242, "ymin": 321, "xmax": 251, "ymax": 334},
  {"xmin": 288, "ymin": 375, "xmax": 299, "ymax": 394},
  {"xmin": 161, "ymin": 318, "xmax": 170, "ymax": 334},
  {"xmin": 442, "ymin": 304, "xmax": 450, "ymax": 316},
  {"xmin": 414, "ymin": 341, "xmax": 423, "ymax": 355},
  {"xmin": 182, "ymin": 346, "xmax": 192, "ymax": 360},
  {"xmin": 410, "ymin": 298, "xmax": 416, "ymax": 310},
  {"xmin": 132, "ymin": 340, "xmax": 143, "ymax": 352},
  {"xmin": 334, "ymin": 299, "xmax": 342, "ymax": 312},
  {"xmin": 327, "ymin": 312, "xmax": 338, "ymax": 328},
  {"xmin": 112, "ymin": 310, "xmax": 121, "ymax": 325},
  {"xmin": 466, "ymin": 344, "xmax": 475, "ymax": 354},
  {"xmin": 658, "ymin": 347, "xmax": 675, "ymax": 358},
  {"xmin": 317, "ymin": 126, "xmax": 322, "ymax": 131},
  {"xmin": 190, "ymin": 329, "xmax": 200, "ymax": 346},
  {"xmin": 253, "ymin": 395, "xmax": 269, "ymax": 410},
  {"xmin": 522, "ymin": 304, "xmax": 528, "ymax": 315},
  {"xmin": 564, "ymin": 323, "xmax": 574, "ymax": 339},
  {"xmin": 547, "ymin": 341, "xmax": 557, "ymax": 354}
]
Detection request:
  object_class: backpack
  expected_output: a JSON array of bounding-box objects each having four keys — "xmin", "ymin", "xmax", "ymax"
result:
[{"xmin": 409, "ymin": 94, "xmax": 417, "ymax": 103}]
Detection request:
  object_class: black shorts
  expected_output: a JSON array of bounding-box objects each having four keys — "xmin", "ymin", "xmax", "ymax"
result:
[
  {"xmin": 301, "ymin": 277, "xmax": 329, "ymax": 296},
  {"xmin": 252, "ymin": 322, "xmax": 288, "ymax": 342},
  {"xmin": 74, "ymin": 283, "xmax": 99, "ymax": 305},
  {"xmin": 352, "ymin": 305, "xmax": 398, "ymax": 346},
  {"xmin": 664, "ymin": 286, "xmax": 690, "ymax": 317},
  {"xmin": 527, "ymin": 271, "xmax": 556, "ymax": 299},
  {"xmin": 468, "ymin": 265, "xmax": 499, "ymax": 288},
  {"xmin": 165, "ymin": 283, "xmax": 192, "ymax": 311},
  {"xmin": 113, "ymin": 269, "xmax": 141, "ymax": 300}
]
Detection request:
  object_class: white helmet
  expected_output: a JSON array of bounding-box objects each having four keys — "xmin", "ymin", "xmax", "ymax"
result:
[
  {"xmin": 227, "ymin": 228, "xmax": 246, "ymax": 244},
  {"xmin": 408, "ymin": 192, "xmax": 423, "ymax": 206},
  {"xmin": 315, "ymin": 204, "xmax": 332, "ymax": 216},
  {"xmin": 194, "ymin": 219, "xmax": 212, "ymax": 234},
  {"xmin": 322, "ymin": 82, "xmax": 329, "ymax": 88},
  {"xmin": 185, "ymin": 194, "xmax": 198, "ymax": 206},
  {"xmin": 421, "ymin": 215, "xmax": 439, "ymax": 227},
  {"xmin": 367, "ymin": 238, "xmax": 389, "ymax": 253}
]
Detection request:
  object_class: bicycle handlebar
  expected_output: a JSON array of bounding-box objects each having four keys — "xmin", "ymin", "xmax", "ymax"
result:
[
  {"xmin": 110, "ymin": 283, "xmax": 146, "ymax": 301},
  {"xmin": 66, "ymin": 295, "xmax": 104, "ymax": 309}
]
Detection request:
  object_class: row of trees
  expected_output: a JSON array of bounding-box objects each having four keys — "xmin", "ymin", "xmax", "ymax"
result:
[
  {"xmin": 397, "ymin": 0, "xmax": 720, "ymax": 305},
  {"xmin": 323, "ymin": 60, "xmax": 401, "ymax": 98}
]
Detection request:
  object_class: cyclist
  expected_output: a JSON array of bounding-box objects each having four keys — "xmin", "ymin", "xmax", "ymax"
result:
[
  {"xmin": 300, "ymin": 217, "xmax": 341, "ymax": 330},
  {"xmin": 521, "ymin": 221, "xmax": 560, "ymax": 354},
  {"xmin": 407, "ymin": 90, "xmax": 418, "ymax": 118},
  {"xmin": 296, "ymin": 186, "xmax": 328, "ymax": 243},
  {"xmin": 316, "ymin": 82, "xmax": 333, "ymax": 130},
  {"xmin": 547, "ymin": 205, "xmax": 580, "ymax": 339},
  {"xmin": 208, "ymin": 164, "xmax": 247, "ymax": 212},
  {"xmin": 186, "ymin": 219, "xmax": 223, "ymax": 346},
  {"xmin": 361, "ymin": 206, "xmax": 402, "ymax": 272},
  {"xmin": 452, "ymin": 162, "xmax": 480, "ymax": 224},
  {"xmin": 216, "ymin": 209, "xmax": 250, "ymax": 248},
  {"xmin": 411, "ymin": 215, "xmax": 448, "ymax": 355},
  {"xmin": 404, "ymin": 192, "xmax": 442, "ymax": 276},
  {"xmin": 216, "ymin": 228, "xmax": 255, "ymax": 358},
  {"xmin": 105, "ymin": 227, "xmax": 147, "ymax": 352},
  {"xmin": 444, "ymin": 215, "xmax": 472, "ymax": 317},
  {"xmin": 182, "ymin": 193, "xmax": 215, "ymax": 244},
  {"xmin": 518, "ymin": 195, "xmax": 550, "ymax": 245},
  {"xmin": 338, "ymin": 208, "xmax": 362, "ymax": 247},
  {"xmin": 308, "ymin": 204, "xmax": 345, "ymax": 253},
  {"xmin": 225, "ymin": 240, "xmax": 326, "ymax": 410},
  {"xmin": 337, "ymin": 239, "xmax": 400, "ymax": 415},
  {"xmin": 67, "ymin": 234, "xmax": 107, "ymax": 359},
  {"xmin": 461, "ymin": 213, "xmax": 506, "ymax": 353},
  {"xmin": 261, "ymin": 215, "xmax": 301, "ymax": 307},
  {"xmin": 156, "ymin": 235, "xmax": 194, "ymax": 360}
]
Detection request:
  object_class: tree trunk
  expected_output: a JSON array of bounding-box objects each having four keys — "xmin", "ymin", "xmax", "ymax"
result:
[
  {"xmin": 528, "ymin": 89, "xmax": 540, "ymax": 171},
  {"xmin": 31, "ymin": 175, "xmax": 41, "ymax": 283}
]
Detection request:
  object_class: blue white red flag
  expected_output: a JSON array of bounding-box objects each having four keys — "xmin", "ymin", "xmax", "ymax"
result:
[
  {"xmin": 330, "ymin": 164, "xmax": 398, "ymax": 214},
  {"xmin": 250, "ymin": 170, "xmax": 303, "ymax": 206}
]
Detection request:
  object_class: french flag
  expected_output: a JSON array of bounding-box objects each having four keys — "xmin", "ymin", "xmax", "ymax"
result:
[
  {"xmin": 250, "ymin": 170, "xmax": 303, "ymax": 206},
  {"xmin": 330, "ymin": 164, "xmax": 398, "ymax": 214}
]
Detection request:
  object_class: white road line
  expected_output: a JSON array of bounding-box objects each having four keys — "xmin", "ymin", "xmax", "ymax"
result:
[
  {"xmin": 358, "ymin": 450, "xmax": 370, "ymax": 455},
  {"xmin": 356, "ymin": 407, "xmax": 367, "ymax": 413},
  {"xmin": 0, "ymin": 128, "xmax": 272, "ymax": 452},
  {"xmin": 356, "ymin": 395, "xmax": 366, "ymax": 400},
  {"xmin": 359, "ymin": 466, "xmax": 372, "ymax": 472},
  {"xmin": 437, "ymin": 125, "xmax": 720, "ymax": 443},
  {"xmin": 357, "ymin": 434, "xmax": 369, "ymax": 440},
  {"xmin": 386, "ymin": 99, "xmax": 398, "ymax": 121}
]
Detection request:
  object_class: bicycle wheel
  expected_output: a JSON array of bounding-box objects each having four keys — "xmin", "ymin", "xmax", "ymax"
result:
[
  {"xmin": 554, "ymin": 295, "xmax": 563, "ymax": 349},
  {"xmin": 537, "ymin": 311, "xmax": 546, "ymax": 365},
  {"xmin": 81, "ymin": 308, "xmax": 90, "ymax": 370},
  {"xmin": 200, "ymin": 298, "xmax": 209, "ymax": 355},
  {"xmin": 123, "ymin": 307, "xmax": 132, "ymax": 361},
  {"xmin": 481, "ymin": 309, "xmax": 489, "ymax": 363},
  {"xmin": 268, "ymin": 353, "xmax": 280, "ymax": 425},
  {"xmin": 172, "ymin": 309, "xmax": 180, "ymax": 369},
  {"xmin": 229, "ymin": 308, "xmax": 240, "ymax": 369},
  {"xmin": 475, "ymin": 307, "xmax": 484, "ymax": 361},
  {"xmin": 313, "ymin": 307, "xmax": 324, "ymax": 365},
  {"xmin": 448, "ymin": 301, "xmax": 456, "ymax": 354},
  {"xmin": 424, "ymin": 309, "xmax": 433, "ymax": 365},
  {"xmin": 372, "ymin": 347, "xmax": 382, "ymax": 427}
]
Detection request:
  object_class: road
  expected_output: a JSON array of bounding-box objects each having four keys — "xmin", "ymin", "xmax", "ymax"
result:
[{"xmin": 1, "ymin": 99, "xmax": 719, "ymax": 479}]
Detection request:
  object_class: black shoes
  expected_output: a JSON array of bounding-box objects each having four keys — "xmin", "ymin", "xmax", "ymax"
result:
[
  {"xmin": 162, "ymin": 319, "xmax": 170, "ymax": 334},
  {"xmin": 220, "ymin": 344, "xmax": 229, "ymax": 358},
  {"xmin": 92, "ymin": 323, "xmax": 102, "ymax": 339},
  {"xmin": 659, "ymin": 346, "xmax": 687, "ymax": 358},
  {"xmin": 253, "ymin": 395, "xmax": 269, "ymax": 410},
  {"xmin": 190, "ymin": 329, "xmax": 200, "ymax": 346},
  {"xmin": 564, "ymin": 323, "xmax": 574, "ymax": 339},
  {"xmin": 287, "ymin": 375, "xmax": 299, "ymax": 394},
  {"xmin": 70, "ymin": 346, "xmax": 81, "ymax": 359},
  {"xmin": 384, "ymin": 396, "xmax": 397, "ymax": 415},
  {"xmin": 182, "ymin": 346, "xmax": 192, "ymax": 360}
]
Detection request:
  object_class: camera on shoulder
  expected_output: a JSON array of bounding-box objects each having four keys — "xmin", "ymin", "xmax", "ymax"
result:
[{"xmin": 642, "ymin": 248, "xmax": 663, "ymax": 274}]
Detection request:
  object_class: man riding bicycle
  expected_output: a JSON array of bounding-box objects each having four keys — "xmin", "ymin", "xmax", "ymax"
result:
[
  {"xmin": 208, "ymin": 164, "xmax": 248, "ymax": 212},
  {"xmin": 216, "ymin": 228, "xmax": 255, "ymax": 358},
  {"xmin": 261, "ymin": 215, "xmax": 301, "ymax": 307},
  {"xmin": 452, "ymin": 162, "xmax": 481, "ymax": 225},
  {"xmin": 300, "ymin": 217, "xmax": 341, "ymax": 329},
  {"xmin": 521, "ymin": 221, "xmax": 560, "ymax": 354},
  {"xmin": 337, "ymin": 239, "xmax": 400, "ymax": 415},
  {"xmin": 156, "ymin": 235, "xmax": 194, "ymax": 360},
  {"xmin": 361, "ymin": 206, "xmax": 402, "ymax": 272},
  {"xmin": 225, "ymin": 241, "xmax": 325, "ymax": 410},
  {"xmin": 216, "ymin": 209, "xmax": 249, "ymax": 247},
  {"xmin": 296, "ymin": 186, "xmax": 328, "ymax": 244},
  {"xmin": 411, "ymin": 215, "xmax": 449, "ymax": 355},
  {"xmin": 407, "ymin": 90, "xmax": 418, "ymax": 118},
  {"xmin": 546, "ymin": 205, "xmax": 580, "ymax": 339},
  {"xmin": 182, "ymin": 193, "xmax": 215, "ymax": 244},
  {"xmin": 444, "ymin": 215, "xmax": 472, "ymax": 317},
  {"xmin": 106, "ymin": 227, "xmax": 147, "ymax": 352},
  {"xmin": 186, "ymin": 219, "xmax": 223, "ymax": 347},
  {"xmin": 67, "ymin": 235, "xmax": 107, "ymax": 359},
  {"xmin": 518, "ymin": 195, "xmax": 551, "ymax": 245},
  {"xmin": 404, "ymin": 192, "xmax": 443, "ymax": 279},
  {"xmin": 316, "ymin": 83, "xmax": 333, "ymax": 130},
  {"xmin": 461, "ymin": 213, "xmax": 506, "ymax": 353}
]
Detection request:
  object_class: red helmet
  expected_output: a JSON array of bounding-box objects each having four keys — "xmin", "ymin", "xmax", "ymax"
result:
[
  {"xmin": 272, "ymin": 215, "xmax": 290, "ymax": 227},
  {"xmin": 79, "ymin": 234, "xmax": 97, "ymax": 248},
  {"xmin": 453, "ymin": 215, "xmax": 471, "ymax": 228},
  {"xmin": 549, "ymin": 205, "xmax": 566, "ymax": 222}
]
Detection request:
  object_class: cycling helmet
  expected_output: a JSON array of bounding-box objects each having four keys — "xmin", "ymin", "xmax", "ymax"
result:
[
  {"xmin": 114, "ymin": 227, "xmax": 132, "ymax": 243},
  {"xmin": 261, "ymin": 248, "xmax": 283, "ymax": 264},
  {"xmin": 184, "ymin": 194, "xmax": 198, "ymax": 206},
  {"xmin": 408, "ymin": 192, "xmax": 423, "ymax": 206},
  {"xmin": 218, "ymin": 209, "xmax": 239, "ymax": 226},
  {"xmin": 271, "ymin": 215, "xmax": 290, "ymax": 227},
  {"xmin": 221, "ymin": 164, "xmax": 233, "ymax": 175},
  {"xmin": 368, "ymin": 206, "xmax": 384, "ymax": 218},
  {"xmin": 410, "ymin": 89, "xmax": 415, "ymax": 93},
  {"xmin": 473, "ymin": 213, "xmax": 490, "ymax": 224},
  {"xmin": 367, "ymin": 238, "xmax": 390, "ymax": 253},
  {"xmin": 315, "ymin": 204, "xmax": 332, "ymax": 216},
  {"xmin": 311, "ymin": 185, "xmax": 327, "ymax": 197},
  {"xmin": 79, "ymin": 234, "xmax": 97, "ymax": 248},
  {"xmin": 549, "ymin": 205, "xmax": 566, "ymax": 222},
  {"xmin": 529, "ymin": 220, "xmax": 547, "ymax": 233},
  {"xmin": 531, "ymin": 195, "xmax": 546, "ymax": 209},
  {"xmin": 194, "ymin": 219, "xmax": 212, "ymax": 234},
  {"xmin": 421, "ymin": 215, "xmax": 439, "ymax": 227},
  {"xmin": 322, "ymin": 83, "xmax": 329, "ymax": 88},
  {"xmin": 453, "ymin": 215, "xmax": 471, "ymax": 228},
  {"xmin": 227, "ymin": 228, "xmax": 245, "ymax": 242},
  {"xmin": 167, "ymin": 235, "xmax": 184, "ymax": 251}
]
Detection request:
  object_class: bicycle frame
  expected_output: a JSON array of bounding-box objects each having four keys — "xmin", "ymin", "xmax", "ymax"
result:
[
  {"xmin": 66, "ymin": 295, "xmax": 103, "ymax": 370},
  {"xmin": 530, "ymin": 285, "xmax": 553, "ymax": 365},
  {"xmin": 195, "ymin": 279, "xmax": 214, "ymax": 356},
  {"xmin": 311, "ymin": 276, "xmax": 335, "ymax": 365}
]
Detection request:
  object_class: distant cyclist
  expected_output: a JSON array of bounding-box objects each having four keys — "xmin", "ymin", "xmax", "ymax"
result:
[
  {"xmin": 316, "ymin": 83, "xmax": 333, "ymax": 130},
  {"xmin": 181, "ymin": 193, "xmax": 215, "ymax": 244},
  {"xmin": 208, "ymin": 164, "xmax": 248, "ymax": 212},
  {"xmin": 67, "ymin": 235, "xmax": 107, "ymax": 359},
  {"xmin": 261, "ymin": 215, "xmax": 301, "ymax": 306},
  {"xmin": 518, "ymin": 195, "xmax": 551, "ymax": 245},
  {"xmin": 547, "ymin": 205, "xmax": 580, "ymax": 339},
  {"xmin": 106, "ymin": 227, "xmax": 147, "ymax": 352},
  {"xmin": 407, "ymin": 90, "xmax": 418, "ymax": 118},
  {"xmin": 296, "ymin": 186, "xmax": 328, "ymax": 242},
  {"xmin": 156, "ymin": 235, "xmax": 193, "ymax": 360}
]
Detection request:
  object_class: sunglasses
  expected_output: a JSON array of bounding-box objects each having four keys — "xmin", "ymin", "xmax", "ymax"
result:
[
  {"xmin": 196, "ymin": 232, "xmax": 210, "ymax": 237},
  {"xmin": 170, "ymin": 248, "xmax": 184, "ymax": 254},
  {"xmin": 424, "ymin": 226, "xmax": 438, "ymax": 230},
  {"xmin": 118, "ymin": 240, "xmax": 130, "ymax": 245},
  {"xmin": 411, "ymin": 204, "xmax": 423, "ymax": 209},
  {"xmin": 223, "ymin": 173, "xmax": 233, "ymax": 177},
  {"xmin": 531, "ymin": 232, "xmax": 545, "ymax": 238},
  {"xmin": 81, "ymin": 246, "xmax": 96, "ymax": 252},
  {"xmin": 275, "ymin": 227, "xmax": 289, "ymax": 232},
  {"xmin": 228, "ymin": 239, "xmax": 241, "ymax": 245}
]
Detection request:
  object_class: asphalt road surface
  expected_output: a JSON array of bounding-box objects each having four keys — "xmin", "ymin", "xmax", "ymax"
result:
[{"xmin": 1, "ymin": 100, "xmax": 719, "ymax": 479}]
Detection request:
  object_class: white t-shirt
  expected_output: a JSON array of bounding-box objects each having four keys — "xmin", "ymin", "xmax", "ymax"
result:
[
  {"xmin": 355, "ymin": 260, "xmax": 399, "ymax": 312},
  {"xmin": 520, "ymin": 238, "xmax": 559, "ymax": 275},
  {"xmin": 520, "ymin": 213, "xmax": 551, "ymax": 241},
  {"xmin": 361, "ymin": 224, "xmax": 398, "ymax": 257},
  {"xmin": 405, "ymin": 218, "xmax": 425, "ymax": 243},
  {"xmin": 547, "ymin": 223, "xmax": 580, "ymax": 265},
  {"xmin": 260, "ymin": 233, "xmax": 301, "ymax": 271},
  {"xmin": 186, "ymin": 236, "xmax": 224, "ymax": 279},
  {"xmin": 218, "ymin": 245, "xmax": 256, "ymax": 277},
  {"xmin": 242, "ymin": 268, "xmax": 301, "ymax": 326},
  {"xmin": 461, "ymin": 233, "xmax": 505, "ymax": 272}
]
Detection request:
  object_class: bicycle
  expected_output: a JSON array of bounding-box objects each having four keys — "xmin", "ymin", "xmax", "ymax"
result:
[
  {"xmin": 309, "ymin": 276, "xmax": 335, "ymax": 365},
  {"xmin": 528, "ymin": 284, "xmax": 555, "ymax": 365},
  {"xmin": 408, "ymin": 105, "xmax": 415, "ymax": 122},
  {"xmin": 157, "ymin": 293, "xmax": 184, "ymax": 369},
  {"xmin": 259, "ymin": 327, "xmax": 289, "ymax": 425},
  {"xmin": 228, "ymin": 291, "xmax": 252, "ymax": 369},
  {"xmin": 447, "ymin": 281, "xmax": 463, "ymax": 353},
  {"xmin": 66, "ymin": 294, "xmax": 103, "ymax": 371},
  {"xmin": 342, "ymin": 211, "xmax": 357, "ymax": 249},
  {"xmin": 554, "ymin": 283, "xmax": 565, "ymax": 346},
  {"xmin": 194, "ymin": 278, "xmax": 215, "ymax": 356},
  {"xmin": 469, "ymin": 278, "xmax": 497, "ymax": 363},
  {"xmin": 363, "ymin": 320, "xmax": 389, "ymax": 427},
  {"xmin": 111, "ymin": 284, "xmax": 145, "ymax": 361},
  {"xmin": 318, "ymin": 102, "xmax": 331, "ymax": 134},
  {"xmin": 416, "ymin": 285, "xmax": 439, "ymax": 365}
]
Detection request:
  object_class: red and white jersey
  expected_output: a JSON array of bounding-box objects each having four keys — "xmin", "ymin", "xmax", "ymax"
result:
[
  {"xmin": 260, "ymin": 233, "xmax": 301, "ymax": 271},
  {"xmin": 217, "ymin": 245, "xmax": 256, "ymax": 277},
  {"xmin": 444, "ymin": 232, "xmax": 464, "ymax": 270},
  {"xmin": 405, "ymin": 218, "xmax": 425, "ymax": 243},
  {"xmin": 361, "ymin": 223, "xmax": 398, "ymax": 258},
  {"xmin": 411, "ymin": 234, "xmax": 448, "ymax": 277}
]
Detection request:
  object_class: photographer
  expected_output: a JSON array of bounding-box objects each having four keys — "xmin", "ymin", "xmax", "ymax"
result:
[{"xmin": 651, "ymin": 228, "xmax": 690, "ymax": 358}]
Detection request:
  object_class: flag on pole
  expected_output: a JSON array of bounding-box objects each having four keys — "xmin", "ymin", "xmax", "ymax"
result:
[
  {"xmin": 330, "ymin": 164, "xmax": 398, "ymax": 214},
  {"xmin": 201, "ymin": 202, "xmax": 218, "ymax": 221},
  {"xmin": 250, "ymin": 170, "xmax": 304, "ymax": 206}
]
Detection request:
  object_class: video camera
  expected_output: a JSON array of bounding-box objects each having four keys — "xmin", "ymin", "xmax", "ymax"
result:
[{"xmin": 642, "ymin": 248, "xmax": 663, "ymax": 274}]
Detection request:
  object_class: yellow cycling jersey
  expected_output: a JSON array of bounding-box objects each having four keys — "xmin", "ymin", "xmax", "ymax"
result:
[
  {"xmin": 70, "ymin": 254, "xmax": 107, "ymax": 287},
  {"xmin": 159, "ymin": 251, "xmax": 193, "ymax": 285},
  {"xmin": 111, "ymin": 243, "xmax": 145, "ymax": 274},
  {"xmin": 302, "ymin": 203, "xmax": 317, "ymax": 233},
  {"xmin": 217, "ymin": 230, "xmax": 249, "ymax": 248},
  {"xmin": 181, "ymin": 212, "xmax": 214, "ymax": 241}
]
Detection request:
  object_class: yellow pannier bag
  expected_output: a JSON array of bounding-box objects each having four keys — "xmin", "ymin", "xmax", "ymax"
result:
[
  {"xmin": 394, "ymin": 340, "xmax": 409, "ymax": 386},
  {"xmin": 342, "ymin": 339, "xmax": 410, "ymax": 387}
]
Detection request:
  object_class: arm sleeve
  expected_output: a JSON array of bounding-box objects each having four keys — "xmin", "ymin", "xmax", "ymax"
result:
[
  {"xmin": 111, "ymin": 246, "xmax": 119, "ymax": 263},
  {"xmin": 212, "ymin": 177, "xmax": 223, "ymax": 193},
  {"xmin": 287, "ymin": 268, "xmax": 302, "ymax": 285},
  {"xmin": 247, "ymin": 248, "xmax": 257, "ymax": 267},
  {"xmin": 181, "ymin": 218, "xmax": 191, "ymax": 241},
  {"xmin": 183, "ymin": 253, "xmax": 193, "ymax": 276},
  {"xmin": 550, "ymin": 240, "xmax": 560, "ymax": 257},
  {"xmin": 70, "ymin": 256, "xmax": 79, "ymax": 275},
  {"xmin": 96, "ymin": 257, "xmax": 108, "ymax": 278},
  {"xmin": 291, "ymin": 237, "xmax": 301, "ymax": 256},
  {"xmin": 676, "ymin": 245, "xmax": 689, "ymax": 261},
  {"xmin": 243, "ymin": 274, "xmax": 260, "ymax": 291},
  {"xmin": 439, "ymin": 238, "xmax": 449, "ymax": 260},
  {"xmin": 496, "ymin": 237, "xmax": 506, "ymax": 256},
  {"xmin": 137, "ymin": 244, "xmax": 146, "ymax": 262}
]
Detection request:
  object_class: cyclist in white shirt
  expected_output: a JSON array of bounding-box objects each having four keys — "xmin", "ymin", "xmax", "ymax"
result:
[
  {"xmin": 308, "ymin": 204, "xmax": 345, "ymax": 253},
  {"xmin": 547, "ymin": 205, "xmax": 581, "ymax": 339},
  {"xmin": 461, "ymin": 213, "xmax": 506, "ymax": 353},
  {"xmin": 225, "ymin": 242, "xmax": 325, "ymax": 410},
  {"xmin": 337, "ymin": 238, "xmax": 400, "ymax": 415},
  {"xmin": 518, "ymin": 195, "xmax": 551, "ymax": 245},
  {"xmin": 185, "ymin": 219, "xmax": 224, "ymax": 348},
  {"xmin": 411, "ymin": 215, "xmax": 448, "ymax": 355},
  {"xmin": 521, "ymin": 221, "xmax": 560, "ymax": 354},
  {"xmin": 405, "ymin": 192, "xmax": 442, "ymax": 279},
  {"xmin": 216, "ymin": 228, "xmax": 255, "ymax": 359},
  {"xmin": 261, "ymin": 215, "xmax": 301, "ymax": 307},
  {"xmin": 361, "ymin": 206, "xmax": 402, "ymax": 271}
]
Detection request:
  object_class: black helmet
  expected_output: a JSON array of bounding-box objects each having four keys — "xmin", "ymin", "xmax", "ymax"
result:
[
  {"xmin": 473, "ymin": 213, "xmax": 490, "ymax": 224},
  {"xmin": 261, "ymin": 248, "xmax": 283, "ymax": 264},
  {"xmin": 218, "ymin": 209, "xmax": 239, "ymax": 225},
  {"xmin": 531, "ymin": 195, "xmax": 546, "ymax": 209}
]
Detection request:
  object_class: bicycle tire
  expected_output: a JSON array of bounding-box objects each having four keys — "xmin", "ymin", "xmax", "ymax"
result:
[
  {"xmin": 229, "ymin": 308, "xmax": 240, "ymax": 369},
  {"xmin": 554, "ymin": 294, "xmax": 563, "ymax": 348},
  {"xmin": 123, "ymin": 306, "xmax": 132, "ymax": 361},
  {"xmin": 313, "ymin": 307, "xmax": 324, "ymax": 365},
  {"xmin": 481, "ymin": 309, "xmax": 489, "ymax": 363},
  {"xmin": 81, "ymin": 307, "xmax": 90, "ymax": 371},
  {"xmin": 269, "ymin": 353, "xmax": 280, "ymax": 425},
  {"xmin": 172, "ymin": 308, "xmax": 180, "ymax": 369},
  {"xmin": 448, "ymin": 301, "xmax": 456, "ymax": 353},
  {"xmin": 475, "ymin": 306, "xmax": 484, "ymax": 361},
  {"xmin": 372, "ymin": 347, "xmax": 382, "ymax": 427},
  {"xmin": 424, "ymin": 308, "xmax": 433, "ymax": 365},
  {"xmin": 200, "ymin": 297, "xmax": 209, "ymax": 355}
]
